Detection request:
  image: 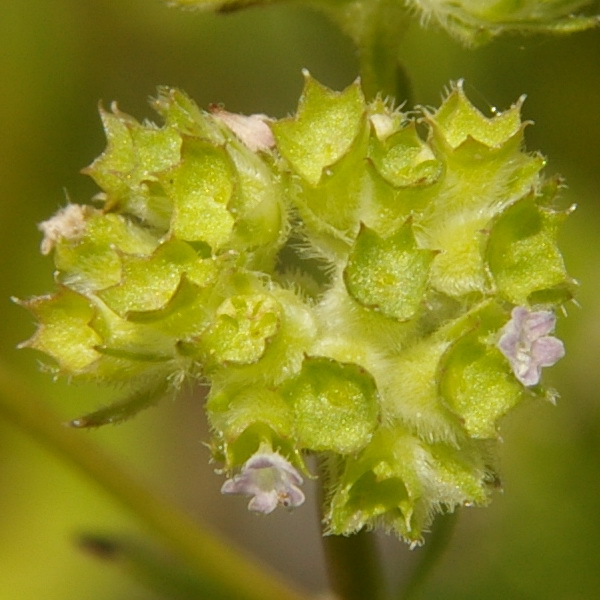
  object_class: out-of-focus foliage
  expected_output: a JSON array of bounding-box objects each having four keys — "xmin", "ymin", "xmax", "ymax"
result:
[
  {"xmin": 1, "ymin": 0, "xmax": 599, "ymax": 598},
  {"xmin": 169, "ymin": 0, "xmax": 600, "ymax": 46}
]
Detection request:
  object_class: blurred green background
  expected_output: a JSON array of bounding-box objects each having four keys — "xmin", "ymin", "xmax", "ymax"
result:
[{"xmin": 1, "ymin": 1, "xmax": 599, "ymax": 598}]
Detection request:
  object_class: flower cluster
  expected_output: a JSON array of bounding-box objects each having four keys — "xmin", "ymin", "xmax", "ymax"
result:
[{"xmin": 19, "ymin": 75, "xmax": 574, "ymax": 544}]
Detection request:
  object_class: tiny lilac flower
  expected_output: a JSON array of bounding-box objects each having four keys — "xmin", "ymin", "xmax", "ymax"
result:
[
  {"xmin": 221, "ymin": 448, "xmax": 305, "ymax": 514},
  {"xmin": 497, "ymin": 306, "xmax": 565, "ymax": 386}
]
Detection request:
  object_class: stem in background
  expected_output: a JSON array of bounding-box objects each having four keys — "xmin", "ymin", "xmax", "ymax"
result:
[
  {"xmin": 78, "ymin": 534, "xmax": 214, "ymax": 600},
  {"xmin": 317, "ymin": 459, "xmax": 388, "ymax": 600},
  {"xmin": 397, "ymin": 511, "xmax": 459, "ymax": 600},
  {"xmin": 320, "ymin": 0, "xmax": 413, "ymax": 104},
  {"xmin": 359, "ymin": 53, "xmax": 413, "ymax": 108},
  {"xmin": 0, "ymin": 361, "xmax": 311, "ymax": 600},
  {"xmin": 321, "ymin": 530, "xmax": 388, "ymax": 600}
]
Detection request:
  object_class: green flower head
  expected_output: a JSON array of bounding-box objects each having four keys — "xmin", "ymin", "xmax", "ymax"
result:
[{"xmin": 19, "ymin": 76, "xmax": 574, "ymax": 544}]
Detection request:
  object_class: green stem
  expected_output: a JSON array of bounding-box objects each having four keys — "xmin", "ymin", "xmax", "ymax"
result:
[
  {"xmin": 321, "ymin": 530, "xmax": 388, "ymax": 600},
  {"xmin": 397, "ymin": 511, "xmax": 459, "ymax": 600},
  {"xmin": 359, "ymin": 52, "xmax": 413, "ymax": 107},
  {"xmin": 317, "ymin": 459, "xmax": 388, "ymax": 600},
  {"xmin": 0, "ymin": 361, "xmax": 311, "ymax": 600},
  {"xmin": 319, "ymin": 0, "xmax": 412, "ymax": 103}
]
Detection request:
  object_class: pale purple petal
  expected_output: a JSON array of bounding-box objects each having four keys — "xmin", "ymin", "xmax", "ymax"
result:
[
  {"xmin": 247, "ymin": 490, "xmax": 279, "ymax": 514},
  {"xmin": 514, "ymin": 359, "xmax": 542, "ymax": 387},
  {"xmin": 221, "ymin": 448, "xmax": 305, "ymax": 514},
  {"xmin": 531, "ymin": 336, "xmax": 565, "ymax": 367},
  {"xmin": 497, "ymin": 306, "xmax": 565, "ymax": 386},
  {"xmin": 509, "ymin": 306, "xmax": 529, "ymax": 328},
  {"xmin": 497, "ymin": 326, "xmax": 520, "ymax": 357},
  {"xmin": 522, "ymin": 310, "xmax": 556, "ymax": 340}
]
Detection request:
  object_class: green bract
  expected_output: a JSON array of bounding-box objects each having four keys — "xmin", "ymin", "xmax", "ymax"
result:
[{"xmin": 20, "ymin": 76, "xmax": 573, "ymax": 544}]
